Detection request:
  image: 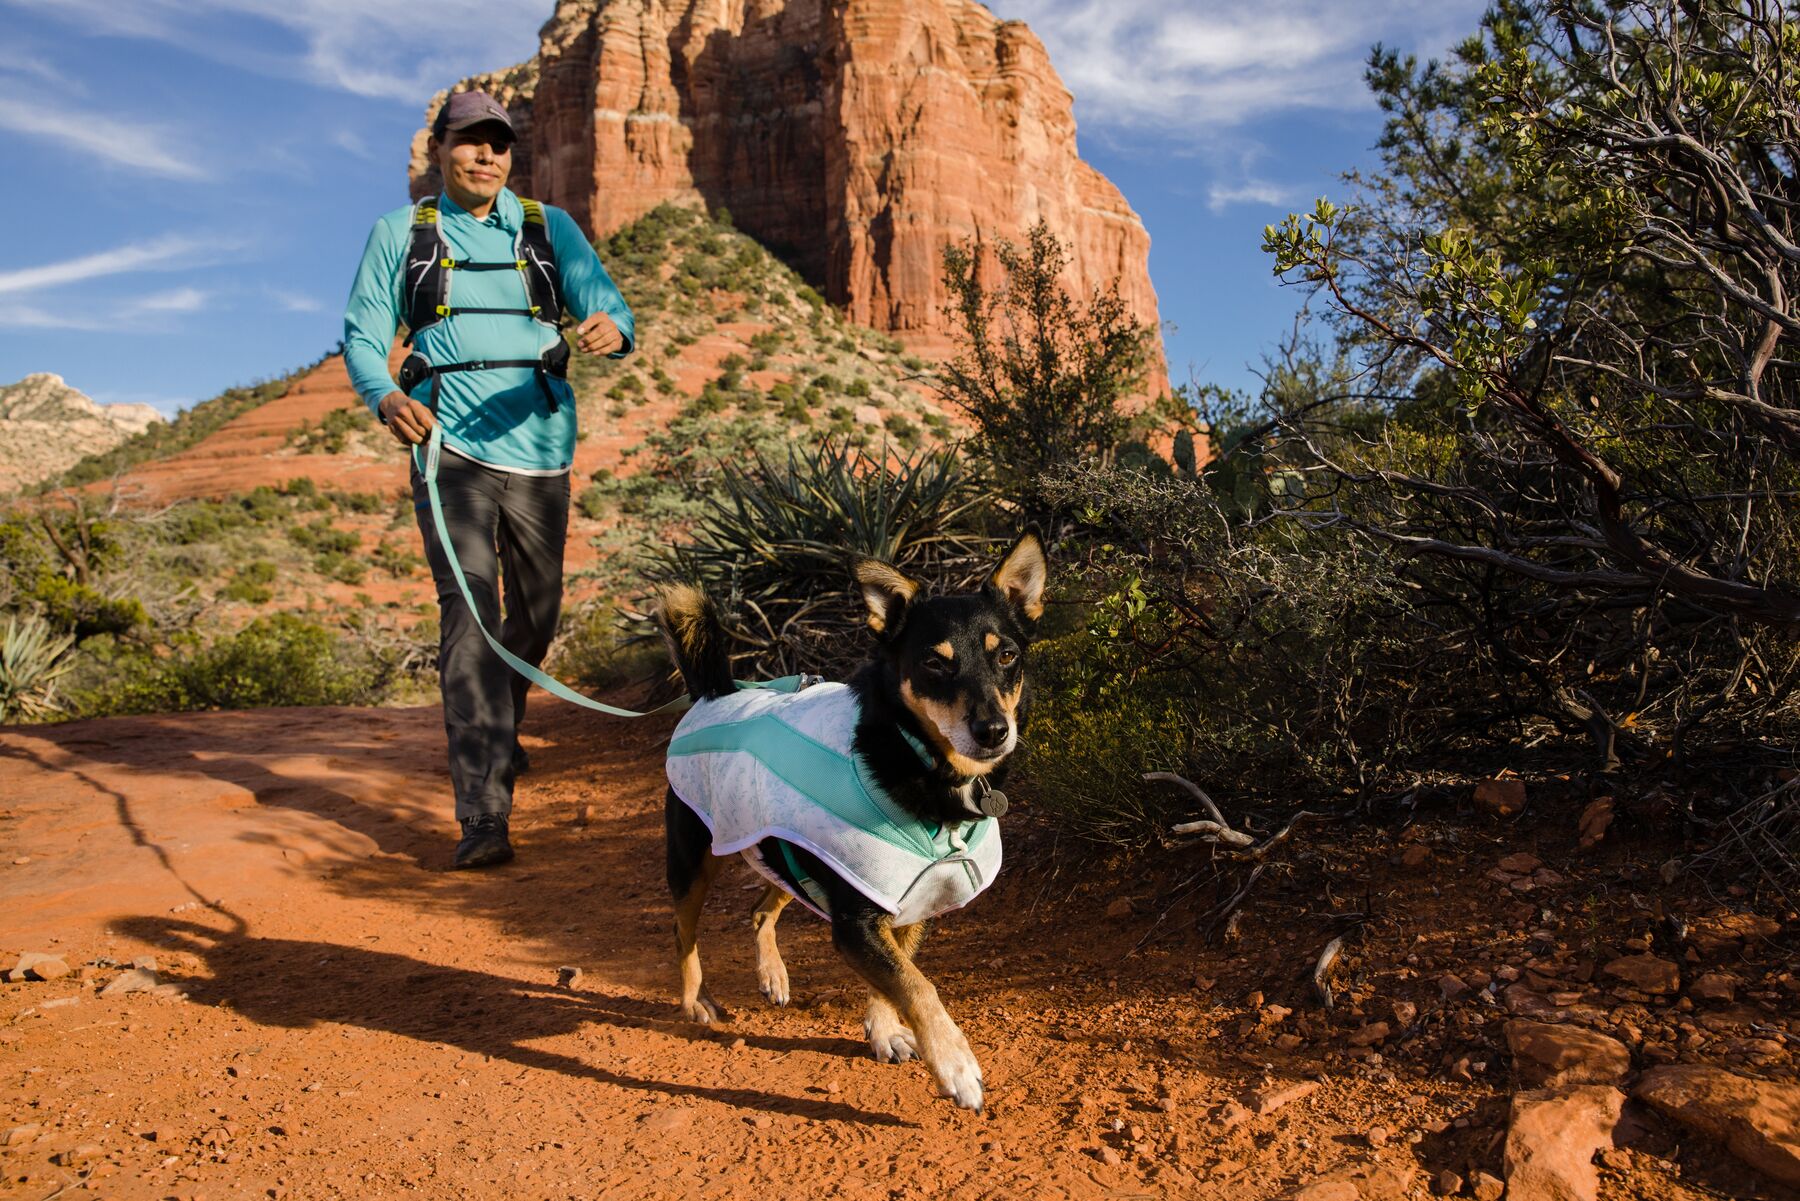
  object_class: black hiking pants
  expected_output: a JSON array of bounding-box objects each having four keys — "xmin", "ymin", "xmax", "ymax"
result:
[{"xmin": 410, "ymin": 450, "xmax": 569, "ymax": 821}]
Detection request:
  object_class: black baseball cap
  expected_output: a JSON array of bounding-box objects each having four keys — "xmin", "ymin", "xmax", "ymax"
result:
[{"xmin": 432, "ymin": 91, "xmax": 515, "ymax": 140}]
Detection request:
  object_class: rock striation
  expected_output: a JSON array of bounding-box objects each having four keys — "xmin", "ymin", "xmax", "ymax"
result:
[
  {"xmin": 0, "ymin": 374, "xmax": 163, "ymax": 494},
  {"xmin": 410, "ymin": 0, "xmax": 1166, "ymax": 388}
]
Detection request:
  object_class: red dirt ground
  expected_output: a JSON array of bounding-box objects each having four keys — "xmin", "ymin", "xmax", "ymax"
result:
[{"xmin": 3, "ymin": 698, "xmax": 1796, "ymax": 1200}]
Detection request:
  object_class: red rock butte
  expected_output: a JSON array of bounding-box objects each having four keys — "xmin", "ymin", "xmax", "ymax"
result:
[{"xmin": 409, "ymin": 0, "xmax": 1168, "ymax": 393}]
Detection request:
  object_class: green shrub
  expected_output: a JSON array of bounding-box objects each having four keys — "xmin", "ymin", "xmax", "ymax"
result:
[
  {"xmin": 77, "ymin": 614, "xmax": 392, "ymax": 715},
  {"xmin": 846, "ymin": 377, "xmax": 871, "ymax": 399},
  {"xmin": 223, "ymin": 560, "xmax": 277, "ymax": 604},
  {"xmin": 550, "ymin": 601, "xmax": 667, "ymax": 691},
  {"xmin": 29, "ymin": 574, "xmax": 145, "ymax": 640},
  {"xmin": 289, "ymin": 406, "xmax": 364, "ymax": 455}
]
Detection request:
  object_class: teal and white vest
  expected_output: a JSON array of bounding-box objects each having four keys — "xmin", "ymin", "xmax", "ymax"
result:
[{"xmin": 666, "ymin": 679, "xmax": 1002, "ymax": 926}]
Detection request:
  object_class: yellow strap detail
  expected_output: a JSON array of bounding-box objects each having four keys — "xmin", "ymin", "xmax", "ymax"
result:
[
  {"xmin": 435, "ymin": 304, "xmax": 450, "ymax": 316},
  {"xmin": 520, "ymin": 198, "xmax": 544, "ymax": 225},
  {"xmin": 441, "ymin": 257, "xmax": 455, "ymax": 269}
]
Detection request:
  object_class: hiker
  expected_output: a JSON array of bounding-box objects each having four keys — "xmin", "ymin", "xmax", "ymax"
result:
[{"xmin": 343, "ymin": 90, "xmax": 635, "ymax": 870}]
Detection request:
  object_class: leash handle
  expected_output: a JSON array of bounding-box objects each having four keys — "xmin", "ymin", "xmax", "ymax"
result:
[{"xmin": 413, "ymin": 425, "xmax": 691, "ymax": 719}]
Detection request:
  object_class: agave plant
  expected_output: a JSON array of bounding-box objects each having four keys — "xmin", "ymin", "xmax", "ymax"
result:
[
  {"xmin": 659, "ymin": 440, "xmax": 997, "ymax": 676},
  {"xmin": 0, "ymin": 613, "xmax": 76, "ymax": 724}
]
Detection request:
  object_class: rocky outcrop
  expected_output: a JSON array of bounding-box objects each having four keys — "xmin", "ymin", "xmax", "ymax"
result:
[
  {"xmin": 0, "ymin": 374, "xmax": 163, "ymax": 494},
  {"xmin": 1635, "ymin": 1065, "xmax": 1800, "ymax": 1186},
  {"xmin": 410, "ymin": 0, "xmax": 1167, "ymax": 390}
]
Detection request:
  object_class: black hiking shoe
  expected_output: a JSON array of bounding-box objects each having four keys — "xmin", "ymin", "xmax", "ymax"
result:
[{"xmin": 453, "ymin": 813, "xmax": 514, "ymax": 870}]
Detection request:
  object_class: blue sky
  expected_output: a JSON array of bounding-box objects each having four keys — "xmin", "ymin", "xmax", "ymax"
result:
[{"xmin": 0, "ymin": 0, "xmax": 1485, "ymax": 415}]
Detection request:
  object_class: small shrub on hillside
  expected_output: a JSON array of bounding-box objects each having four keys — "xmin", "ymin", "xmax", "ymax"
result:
[
  {"xmin": 549, "ymin": 601, "xmax": 668, "ymax": 692},
  {"xmin": 288, "ymin": 406, "xmax": 363, "ymax": 455},
  {"xmin": 74, "ymin": 614, "xmax": 394, "ymax": 715},
  {"xmin": 883, "ymin": 414, "xmax": 921, "ymax": 449},
  {"xmin": 846, "ymin": 378, "xmax": 871, "ymax": 399},
  {"xmin": 223, "ymin": 560, "xmax": 277, "ymax": 604}
]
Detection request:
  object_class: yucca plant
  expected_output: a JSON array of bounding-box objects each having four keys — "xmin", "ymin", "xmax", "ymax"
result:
[
  {"xmin": 658, "ymin": 440, "xmax": 997, "ymax": 676},
  {"xmin": 0, "ymin": 613, "xmax": 76, "ymax": 724}
]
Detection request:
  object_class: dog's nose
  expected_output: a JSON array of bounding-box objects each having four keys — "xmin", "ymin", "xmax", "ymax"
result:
[{"xmin": 970, "ymin": 718, "xmax": 1009, "ymax": 750}]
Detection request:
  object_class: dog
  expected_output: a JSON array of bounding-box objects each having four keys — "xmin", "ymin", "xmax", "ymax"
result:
[{"xmin": 653, "ymin": 533, "xmax": 1046, "ymax": 1111}]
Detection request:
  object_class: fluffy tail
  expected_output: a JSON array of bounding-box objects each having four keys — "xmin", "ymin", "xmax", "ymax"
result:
[{"xmin": 654, "ymin": 584, "xmax": 735, "ymax": 702}]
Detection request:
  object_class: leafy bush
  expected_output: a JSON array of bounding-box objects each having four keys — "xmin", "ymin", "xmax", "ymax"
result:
[
  {"xmin": 288, "ymin": 406, "xmax": 364, "ymax": 455},
  {"xmin": 549, "ymin": 601, "xmax": 668, "ymax": 691},
  {"xmin": 223, "ymin": 560, "xmax": 277, "ymax": 604},
  {"xmin": 76, "ymin": 614, "xmax": 394, "ymax": 715}
]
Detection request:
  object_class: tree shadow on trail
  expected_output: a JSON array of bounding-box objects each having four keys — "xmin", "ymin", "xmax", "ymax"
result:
[{"xmin": 117, "ymin": 916, "xmax": 912, "ymax": 1128}]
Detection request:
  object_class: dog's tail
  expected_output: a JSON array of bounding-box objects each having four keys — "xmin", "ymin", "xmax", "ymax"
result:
[{"xmin": 654, "ymin": 584, "xmax": 735, "ymax": 702}]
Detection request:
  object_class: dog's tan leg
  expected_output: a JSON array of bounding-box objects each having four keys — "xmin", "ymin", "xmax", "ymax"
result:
[
  {"xmin": 842, "ymin": 917, "xmax": 981, "ymax": 1109},
  {"xmin": 674, "ymin": 854, "xmax": 727, "ymax": 1024},
  {"xmin": 864, "ymin": 921, "xmax": 925, "ymax": 1063},
  {"xmin": 751, "ymin": 884, "xmax": 792, "ymax": 1006}
]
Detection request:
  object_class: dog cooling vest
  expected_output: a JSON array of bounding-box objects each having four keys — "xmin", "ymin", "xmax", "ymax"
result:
[{"xmin": 666, "ymin": 679, "xmax": 1002, "ymax": 927}]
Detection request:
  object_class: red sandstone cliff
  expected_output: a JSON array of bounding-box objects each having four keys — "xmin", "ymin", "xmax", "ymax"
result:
[{"xmin": 410, "ymin": 0, "xmax": 1167, "ymax": 391}]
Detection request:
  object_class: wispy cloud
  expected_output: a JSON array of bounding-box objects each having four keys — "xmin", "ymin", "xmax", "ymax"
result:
[
  {"xmin": 270, "ymin": 291, "xmax": 324, "ymax": 313},
  {"xmin": 0, "ymin": 92, "xmax": 208, "ymax": 179},
  {"xmin": 0, "ymin": 236, "xmax": 212, "ymax": 295},
  {"xmin": 122, "ymin": 287, "xmax": 210, "ymax": 316},
  {"xmin": 7, "ymin": 0, "xmax": 543, "ymax": 104},
  {"xmin": 1207, "ymin": 179, "xmax": 1298, "ymax": 212},
  {"xmin": 993, "ymin": 0, "xmax": 1485, "ymax": 130}
]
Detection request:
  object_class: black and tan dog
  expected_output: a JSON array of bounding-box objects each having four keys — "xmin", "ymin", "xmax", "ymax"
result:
[{"xmin": 654, "ymin": 534, "xmax": 1047, "ymax": 1110}]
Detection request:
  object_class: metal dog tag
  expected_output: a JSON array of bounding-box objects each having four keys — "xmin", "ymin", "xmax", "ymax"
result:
[{"xmin": 979, "ymin": 789, "xmax": 1009, "ymax": 818}]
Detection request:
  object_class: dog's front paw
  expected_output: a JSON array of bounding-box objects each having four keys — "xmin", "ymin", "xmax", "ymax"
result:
[
  {"xmin": 863, "ymin": 1011, "xmax": 918, "ymax": 1063},
  {"xmin": 679, "ymin": 996, "xmax": 727, "ymax": 1025},
  {"xmin": 756, "ymin": 957, "xmax": 790, "ymax": 1007},
  {"xmin": 931, "ymin": 1042, "xmax": 984, "ymax": 1111}
]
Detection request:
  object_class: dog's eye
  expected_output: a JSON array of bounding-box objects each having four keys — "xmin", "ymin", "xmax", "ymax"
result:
[
  {"xmin": 996, "ymin": 648, "xmax": 1018, "ymax": 668},
  {"xmin": 922, "ymin": 656, "xmax": 954, "ymax": 676}
]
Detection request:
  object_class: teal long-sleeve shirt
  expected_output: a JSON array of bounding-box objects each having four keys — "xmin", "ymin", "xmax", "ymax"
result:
[{"xmin": 343, "ymin": 188, "xmax": 634, "ymax": 474}]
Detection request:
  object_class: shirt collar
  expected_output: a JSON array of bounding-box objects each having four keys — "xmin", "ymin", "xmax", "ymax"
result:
[{"xmin": 437, "ymin": 186, "xmax": 522, "ymax": 233}]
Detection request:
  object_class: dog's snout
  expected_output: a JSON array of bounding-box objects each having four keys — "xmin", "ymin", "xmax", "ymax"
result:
[{"xmin": 970, "ymin": 717, "xmax": 1009, "ymax": 750}]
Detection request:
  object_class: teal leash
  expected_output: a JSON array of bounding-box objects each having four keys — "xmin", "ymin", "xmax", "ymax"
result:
[{"xmin": 413, "ymin": 425, "xmax": 693, "ymax": 719}]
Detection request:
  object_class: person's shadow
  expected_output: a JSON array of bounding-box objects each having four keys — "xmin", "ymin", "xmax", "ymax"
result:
[{"xmin": 118, "ymin": 915, "xmax": 911, "ymax": 1127}]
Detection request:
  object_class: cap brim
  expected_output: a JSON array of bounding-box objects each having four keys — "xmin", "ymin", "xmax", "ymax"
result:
[{"xmin": 442, "ymin": 115, "xmax": 515, "ymax": 136}]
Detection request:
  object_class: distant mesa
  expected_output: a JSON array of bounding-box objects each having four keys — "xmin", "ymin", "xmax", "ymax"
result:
[
  {"xmin": 409, "ymin": 0, "xmax": 1168, "ymax": 394},
  {"xmin": 0, "ymin": 373, "xmax": 165, "ymax": 495}
]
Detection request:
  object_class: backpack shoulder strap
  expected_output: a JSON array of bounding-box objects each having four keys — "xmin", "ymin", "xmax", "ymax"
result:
[
  {"xmin": 513, "ymin": 197, "xmax": 565, "ymax": 326},
  {"xmin": 403, "ymin": 198, "xmax": 450, "ymax": 339}
]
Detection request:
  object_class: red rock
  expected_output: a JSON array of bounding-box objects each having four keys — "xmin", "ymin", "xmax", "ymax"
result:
[
  {"xmin": 1688, "ymin": 911, "xmax": 1782, "ymax": 957},
  {"xmin": 1440, "ymin": 973, "xmax": 1471, "ymax": 1000},
  {"xmin": 1349, "ymin": 1021, "xmax": 1391, "ymax": 1047},
  {"xmin": 1104, "ymin": 898, "xmax": 1134, "ymax": 920},
  {"xmin": 1602, "ymin": 955, "xmax": 1679, "ymax": 995},
  {"xmin": 1505, "ymin": 1020, "xmax": 1631, "ymax": 1089},
  {"xmin": 1248, "ymin": 1079, "xmax": 1318, "ymax": 1116},
  {"xmin": 1689, "ymin": 972, "xmax": 1738, "ymax": 1003},
  {"xmin": 1434, "ymin": 1168, "xmax": 1464, "ymax": 1195},
  {"xmin": 1577, "ymin": 798, "xmax": 1614, "ymax": 849},
  {"xmin": 1400, "ymin": 844, "xmax": 1431, "ymax": 867},
  {"xmin": 1474, "ymin": 779, "xmax": 1527, "ymax": 817},
  {"xmin": 1292, "ymin": 1183, "xmax": 1358, "ymax": 1201},
  {"xmin": 1634, "ymin": 1065, "xmax": 1800, "ymax": 1185},
  {"xmin": 412, "ymin": 0, "xmax": 1168, "ymax": 393},
  {"xmin": 1499, "ymin": 852, "xmax": 1543, "ymax": 873},
  {"xmin": 1471, "ymin": 1170, "xmax": 1505, "ymax": 1201},
  {"xmin": 1504, "ymin": 1085, "xmax": 1625, "ymax": 1201}
]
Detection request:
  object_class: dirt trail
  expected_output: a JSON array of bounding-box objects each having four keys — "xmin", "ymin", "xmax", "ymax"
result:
[{"xmin": 0, "ymin": 702, "xmax": 1791, "ymax": 1200}]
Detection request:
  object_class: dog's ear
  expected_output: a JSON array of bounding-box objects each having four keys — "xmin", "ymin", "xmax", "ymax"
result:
[
  {"xmin": 986, "ymin": 531, "xmax": 1048, "ymax": 625},
  {"xmin": 851, "ymin": 558, "xmax": 922, "ymax": 642}
]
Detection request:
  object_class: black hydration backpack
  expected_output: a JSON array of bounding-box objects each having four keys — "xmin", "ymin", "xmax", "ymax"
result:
[{"xmin": 394, "ymin": 195, "xmax": 571, "ymax": 413}]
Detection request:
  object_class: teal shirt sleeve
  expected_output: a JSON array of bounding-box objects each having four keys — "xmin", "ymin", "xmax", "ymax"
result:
[
  {"xmin": 343, "ymin": 211, "xmax": 407, "ymax": 415},
  {"xmin": 547, "ymin": 206, "xmax": 635, "ymax": 358}
]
